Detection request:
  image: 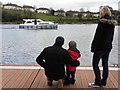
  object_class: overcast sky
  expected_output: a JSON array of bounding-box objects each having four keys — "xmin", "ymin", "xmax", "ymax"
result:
[{"xmin": 1, "ymin": 0, "xmax": 119, "ymax": 12}]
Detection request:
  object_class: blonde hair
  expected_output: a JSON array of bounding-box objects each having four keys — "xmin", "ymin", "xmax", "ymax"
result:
[{"xmin": 99, "ymin": 6, "xmax": 111, "ymax": 18}]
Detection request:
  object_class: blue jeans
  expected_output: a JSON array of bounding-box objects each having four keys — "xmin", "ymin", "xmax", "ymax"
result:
[{"xmin": 92, "ymin": 50, "xmax": 111, "ymax": 85}]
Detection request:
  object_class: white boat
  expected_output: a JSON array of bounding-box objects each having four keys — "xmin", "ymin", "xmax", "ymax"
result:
[{"xmin": 19, "ymin": 19, "xmax": 58, "ymax": 29}]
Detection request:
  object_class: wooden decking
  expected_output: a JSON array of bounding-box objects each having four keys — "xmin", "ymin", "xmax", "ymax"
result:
[{"xmin": 1, "ymin": 66, "xmax": 119, "ymax": 90}]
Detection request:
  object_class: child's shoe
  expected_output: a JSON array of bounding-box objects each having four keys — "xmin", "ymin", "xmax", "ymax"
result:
[
  {"xmin": 64, "ymin": 80, "xmax": 70, "ymax": 85},
  {"xmin": 64, "ymin": 78, "xmax": 70, "ymax": 85},
  {"xmin": 70, "ymin": 78, "xmax": 75, "ymax": 84}
]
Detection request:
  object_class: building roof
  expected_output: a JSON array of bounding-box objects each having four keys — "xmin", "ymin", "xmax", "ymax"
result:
[
  {"xmin": 23, "ymin": 5, "xmax": 34, "ymax": 9},
  {"xmin": 36, "ymin": 8, "xmax": 49, "ymax": 10},
  {"xmin": 3, "ymin": 3, "xmax": 22, "ymax": 8},
  {"xmin": 55, "ymin": 10, "xmax": 65, "ymax": 13},
  {"xmin": 3, "ymin": 3, "xmax": 18, "ymax": 7},
  {"xmin": 66, "ymin": 10, "xmax": 79, "ymax": 13}
]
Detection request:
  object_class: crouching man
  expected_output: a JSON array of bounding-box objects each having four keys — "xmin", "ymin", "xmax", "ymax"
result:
[{"xmin": 36, "ymin": 36, "xmax": 80, "ymax": 89}]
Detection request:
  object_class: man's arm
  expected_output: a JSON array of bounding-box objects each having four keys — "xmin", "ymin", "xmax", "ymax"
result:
[
  {"xmin": 65, "ymin": 52, "xmax": 80, "ymax": 67},
  {"xmin": 36, "ymin": 49, "xmax": 45, "ymax": 68}
]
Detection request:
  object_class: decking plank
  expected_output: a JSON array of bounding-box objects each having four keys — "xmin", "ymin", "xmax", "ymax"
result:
[
  {"xmin": 74, "ymin": 70, "xmax": 82, "ymax": 88},
  {"xmin": 9, "ymin": 69, "xmax": 29, "ymax": 88},
  {"xmin": 23, "ymin": 69, "xmax": 40, "ymax": 88},
  {"xmin": 2, "ymin": 69, "xmax": 16, "ymax": 82},
  {"xmin": 11, "ymin": 70, "xmax": 32, "ymax": 88},
  {"xmin": 30, "ymin": 69, "xmax": 43, "ymax": 88},
  {"xmin": 2, "ymin": 69, "xmax": 21, "ymax": 87},
  {"xmin": 80, "ymin": 70, "xmax": 89, "ymax": 88},
  {"xmin": 109, "ymin": 71, "xmax": 118, "ymax": 88},
  {"xmin": 2, "ymin": 69, "xmax": 11, "ymax": 80},
  {"xmin": 109, "ymin": 70, "xmax": 118, "ymax": 82},
  {"xmin": 16, "ymin": 70, "xmax": 34, "ymax": 88},
  {"xmin": 3, "ymin": 69, "xmax": 23, "ymax": 88},
  {"xmin": 37, "ymin": 70, "xmax": 47, "ymax": 88},
  {"xmin": 1, "ymin": 68, "xmax": 119, "ymax": 89}
]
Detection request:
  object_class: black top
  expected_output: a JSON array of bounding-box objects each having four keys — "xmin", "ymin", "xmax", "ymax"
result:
[{"xmin": 91, "ymin": 15, "xmax": 115, "ymax": 52}]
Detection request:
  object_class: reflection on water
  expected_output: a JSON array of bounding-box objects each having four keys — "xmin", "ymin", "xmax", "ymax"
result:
[{"xmin": 1, "ymin": 24, "xmax": 118, "ymax": 66}]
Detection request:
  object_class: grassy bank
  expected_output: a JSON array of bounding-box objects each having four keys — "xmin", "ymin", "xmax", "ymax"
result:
[{"xmin": 2, "ymin": 8, "xmax": 119, "ymax": 24}]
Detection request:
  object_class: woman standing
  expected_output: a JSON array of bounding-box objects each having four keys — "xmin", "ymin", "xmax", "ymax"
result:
[{"xmin": 89, "ymin": 6, "xmax": 117, "ymax": 87}]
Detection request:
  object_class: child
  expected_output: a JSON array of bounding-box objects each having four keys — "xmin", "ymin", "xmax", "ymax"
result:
[{"xmin": 65, "ymin": 41, "xmax": 81, "ymax": 85}]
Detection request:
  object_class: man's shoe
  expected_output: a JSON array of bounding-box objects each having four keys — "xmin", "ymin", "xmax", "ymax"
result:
[
  {"xmin": 47, "ymin": 79, "xmax": 53, "ymax": 86},
  {"xmin": 57, "ymin": 79, "xmax": 63, "ymax": 89},
  {"xmin": 88, "ymin": 82, "xmax": 101, "ymax": 88}
]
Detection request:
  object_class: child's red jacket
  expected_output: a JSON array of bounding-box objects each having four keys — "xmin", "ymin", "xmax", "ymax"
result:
[{"xmin": 67, "ymin": 49, "xmax": 80, "ymax": 71}]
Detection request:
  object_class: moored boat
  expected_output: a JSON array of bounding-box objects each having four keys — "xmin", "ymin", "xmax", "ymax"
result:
[{"xmin": 19, "ymin": 19, "xmax": 58, "ymax": 29}]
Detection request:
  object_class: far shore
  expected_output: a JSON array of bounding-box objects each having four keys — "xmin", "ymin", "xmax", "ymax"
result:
[
  {"xmin": 1, "ymin": 21, "xmax": 120, "ymax": 25},
  {"xmin": 0, "ymin": 21, "xmax": 99, "ymax": 24}
]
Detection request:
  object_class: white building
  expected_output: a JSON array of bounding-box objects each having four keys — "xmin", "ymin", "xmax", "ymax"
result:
[
  {"xmin": 66, "ymin": 10, "xmax": 79, "ymax": 17},
  {"xmin": 36, "ymin": 8, "xmax": 50, "ymax": 14},
  {"xmin": 3, "ymin": 3, "xmax": 22, "ymax": 10},
  {"xmin": 91, "ymin": 12, "xmax": 99, "ymax": 17},
  {"xmin": 17, "ymin": 6, "xmax": 23, "ymax": 10},
  {"xmin": 54, "ymin": 10, "xmax": 66, "ymax": 16},
  {"xmin": 23, "ymin": 5, "xmax": 35, "ymax": 12}
]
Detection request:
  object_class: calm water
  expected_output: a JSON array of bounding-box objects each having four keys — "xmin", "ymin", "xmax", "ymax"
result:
[{"xmin": 0, "ymin": 24, "xmax": 119, "ymax": 66}]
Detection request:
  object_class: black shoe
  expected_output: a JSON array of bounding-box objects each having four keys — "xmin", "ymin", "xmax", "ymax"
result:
[
  {"xmin": 64, "ymin": 81, "xmax": 70, "ymax": 85},
  {"xmin": 64, "ymin": 77, "xmax": 70, "ymax": 85},
  {"xmin": 101, "ymin": 84, "xmax": 106, "ymax": 87},
  {"xmin": 101, "ymin": 80, "xmax": 106, "ymax": 86},
  {"xmin": 47, "ymin": 79, "xmax": 53, "ymax": 86},
  {"xmin": 70, "ymin": 78, "xmax": 75, "ymax": 84},
  {"xmin": 88, "ymin": 82, "xmax": 101, "ymax": 88}
]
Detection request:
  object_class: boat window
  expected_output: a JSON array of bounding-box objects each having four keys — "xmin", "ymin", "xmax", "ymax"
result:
[
  {"xmin": 26, "ymin": 21, "xmax": 32, "ymax": 23},
  {"xmin": 40, "ymin": 23, "xmax": 49, "ymax": 24}
]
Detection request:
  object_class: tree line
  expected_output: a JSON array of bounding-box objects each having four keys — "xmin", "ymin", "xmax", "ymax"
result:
[{"xmin": 2, "ymin": 9, "xmax": 36, "ymax": 23}]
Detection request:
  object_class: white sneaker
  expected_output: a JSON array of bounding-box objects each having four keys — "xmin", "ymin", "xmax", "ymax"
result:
[{"xmin": 88, "ymin": 82, "xmax": 101, "ymax": 88}]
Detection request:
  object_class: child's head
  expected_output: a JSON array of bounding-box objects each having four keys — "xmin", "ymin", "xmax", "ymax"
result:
[{"xmin": 69, "ymin": 41, "xmax": 77, "ymax": 51}]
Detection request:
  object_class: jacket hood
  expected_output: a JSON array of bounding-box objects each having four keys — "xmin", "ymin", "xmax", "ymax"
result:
[
  {"xmin": 69, "ymin": 41, "xmax": 77, "ymax": 51},
  {"xmin": 100, "ymin": 18, "xmax": 117, "ymax": 26}
]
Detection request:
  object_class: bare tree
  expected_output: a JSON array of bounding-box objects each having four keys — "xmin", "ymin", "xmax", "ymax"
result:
[
  {"xmin": 78, "ymin": 8, "xmax": 85, "ymax": 20},
  {"xmin": 49, "ymin": 8, "xmax": 55, "ymax": 15}
]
